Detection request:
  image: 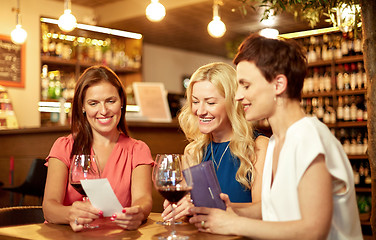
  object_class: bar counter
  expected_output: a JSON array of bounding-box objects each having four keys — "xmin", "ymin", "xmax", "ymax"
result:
[
  {"xmin": 0, "ymin": 120, "xmax": 187, "ymax": 207},
  {"xmin": 0, "ymin": 212, "xmax": 246, "ymax": 240}
]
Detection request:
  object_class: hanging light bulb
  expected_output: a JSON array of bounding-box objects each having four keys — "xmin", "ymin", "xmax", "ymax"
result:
[
  {"xmin": 58, "ymin": 0, "xmax": 77, "ymax": 32},
  {"xmin": 259, "ymin": 28, "xmax": 279, "ymax": 39},
  {"xmin": 207, "ymin": 1, "xmax": 226, "ymax": 38},
  {"xmin": 11, "ymin": 0, "xmax": 27, "ymax": 45},
  {"xmin": 146, "ymin": 0, "xmax": 166, "ymax": 22}
]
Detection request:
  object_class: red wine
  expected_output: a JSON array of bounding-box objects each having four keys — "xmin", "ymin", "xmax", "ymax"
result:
[
  {"xmin": 71, "ymin": 183, "xmax": 87, "ymax": 196},
  {"xmin": 158, "ymin": 186, "xmax": 192, "ymax": 203}
]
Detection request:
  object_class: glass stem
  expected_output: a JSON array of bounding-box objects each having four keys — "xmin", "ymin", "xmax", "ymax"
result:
[{"xmin": 171, "ymin": 203, "xmax": 177, "ymax": 236}]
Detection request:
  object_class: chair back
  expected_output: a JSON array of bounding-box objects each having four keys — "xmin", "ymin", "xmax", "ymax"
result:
[
  {"xmin": 0, "ymin": 206, "xmax": 44, "ymax": 227},
  {"xmin": 23, "ymin": 158, "xmax": 48, "ymax": 196}
]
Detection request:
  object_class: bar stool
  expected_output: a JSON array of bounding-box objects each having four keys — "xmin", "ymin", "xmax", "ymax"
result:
[{"xmin": 2, "ymin": 158, "xmax": 47, "ymax": 206}]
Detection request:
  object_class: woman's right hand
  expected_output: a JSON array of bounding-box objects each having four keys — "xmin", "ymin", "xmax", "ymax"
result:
[
  {"xmin": 161, "ymin": 194, "xmax": 193, "ymax": 222},
  {"xmin": 69, "ymin": 199, "xmax": 103, "ymax": 232}
]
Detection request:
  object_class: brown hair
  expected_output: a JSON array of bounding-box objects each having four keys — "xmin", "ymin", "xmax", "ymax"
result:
[
  {"xmin": 70, "ymin": 65, "xmax": 129, "ymax": 158},
  {"xmin": 233, "ymin": 34, "xmax": 307, "ymax": 100}
]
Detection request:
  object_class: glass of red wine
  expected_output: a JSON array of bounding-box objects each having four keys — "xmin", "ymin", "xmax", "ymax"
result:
[
  {"xmin": 153, "ymin": 154, "xmax": 193, "ymax": 240},
  {"xmin": 69, "ymin": 154, "xmax": 101, "ymax": 229}
]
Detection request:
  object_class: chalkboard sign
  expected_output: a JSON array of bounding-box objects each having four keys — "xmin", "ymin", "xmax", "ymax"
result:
[{"xmin": 0, "ymin": 35, "xmax": 25, "ymax": 88}]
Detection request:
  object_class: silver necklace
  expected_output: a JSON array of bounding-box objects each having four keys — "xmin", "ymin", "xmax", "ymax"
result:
[{"xmin": 210, "ymin": 142, "xmax": 230, "ymax": 170}]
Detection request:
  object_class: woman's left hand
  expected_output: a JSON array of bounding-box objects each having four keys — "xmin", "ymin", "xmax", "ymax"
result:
[
  {"xmin": 111, "ymin": 205, "xmax": 145, "ymax": 230},
  {"xmin": 188, "ymin": 206, "xmax": 238, "ymax": 235}
]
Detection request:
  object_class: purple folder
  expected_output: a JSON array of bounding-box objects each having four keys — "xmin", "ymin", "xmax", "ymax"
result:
[{"xmin": 184, "ymin": 160, "xmax": 226, "ymax": 210}]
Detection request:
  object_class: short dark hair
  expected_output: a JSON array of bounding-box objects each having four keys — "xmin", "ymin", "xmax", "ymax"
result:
[{"xmin": 233, "ymin": 34, "xmax": 307, "ymax": 100}]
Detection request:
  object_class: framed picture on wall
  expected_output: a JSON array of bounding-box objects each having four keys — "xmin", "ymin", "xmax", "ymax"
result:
[
  {"xmin": 0, "ymin": 35, "xmax": 25, "ymax": 88},
  {"xmin": 132, "ymin": 82, "xmax": 172, "ymax": 122}
]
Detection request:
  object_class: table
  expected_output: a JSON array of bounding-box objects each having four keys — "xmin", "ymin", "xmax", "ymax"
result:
[{"xmin": 0, "ymin": 213, "xmax": 245, "ymax": 240}]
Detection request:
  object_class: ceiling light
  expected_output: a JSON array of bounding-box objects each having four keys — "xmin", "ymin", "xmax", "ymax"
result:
[
  {"xmin": 58, "ymin": 0, "xmax": 77, "ymax": 32},
  {"xmin": 11, "ymin": 0, "xmax": 27, "ymax": 45},
  {"xmin": 259, "ymin": 28, "xmax": 279, "ymax": 39},
  {"xmin": 146, "ymin": 0, "xmax": 166, "ymax": 22},
  {"xmin": 207, "ymin": 1, "xmax": 226, "ymax": 38},
  {"xmin": 41, "ymin": 18, "xmax": 143, "ymax": 40}
]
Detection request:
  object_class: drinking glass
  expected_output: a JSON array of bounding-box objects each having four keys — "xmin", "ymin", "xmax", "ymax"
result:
[
  {"xmin": 153, "ymin": 154, "xmax": 193, "ymax": 240},
  {"xmin": 69, "ymin": 154, "xmax": 101, "ymax": 229}
]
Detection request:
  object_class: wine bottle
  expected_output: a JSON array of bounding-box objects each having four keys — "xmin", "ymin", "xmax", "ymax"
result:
[
  {"xmin": 316, "ymin": 97, "xmax": 324, "ymax": 121},
  {"xmin": 350, "ymin": 63, "xmax": 357, "ymax": 90},
  {"xmin": 356, "ymin": 62, "xmax": 364, "ymax": 89},
  {"xmin": 337, "ymin": 96, "xmax": 344, "ymax": 122},
  {"xmin": 336, "ymin": 65, "xmax": 344, "ymax": 91},
  {"xmin": 343, "ymin": 96, "xmax": 351, "ymax": 122},
  {"xmin": 350, "ymin": 95, "xmax": 357, "ymax": 121},
  {"xmin": 341, "ymin": 32, "xmax": 349, "ymax": 57},
  {"xmin": 343, "ymin": 64, "xmax": 351, "ymax": 90}
]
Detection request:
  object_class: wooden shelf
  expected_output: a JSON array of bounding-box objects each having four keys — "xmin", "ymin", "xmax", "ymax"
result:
[
  {"xmin": 336, "ymin": 89, "xmax": 367, "ymax": 96},
  {"xmin": 356, "ymin": 187, "xmax": 372, "ymax": 193},
  {"xmin": 336, "ymin": 121, "xmax": 367, "ymax": 128},
  {"xmin": 41, "ymin": 55, "xmax": 140, "ymax": 74},
  {"xmin": 348, "ymin": 155, "xmax": 368, "ymax": 160},
  {"xmin": 302, "ymin": 91, "xmax": 335, "ymax": 98},
  {"xmin": 41, "ymin": 55, "xmax": 77, "ymax": 66}
]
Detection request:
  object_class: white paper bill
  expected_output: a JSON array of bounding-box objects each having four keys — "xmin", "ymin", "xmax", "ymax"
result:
[{"xmin": 80, "ymin": 178, "xmax": 123, "ymax": 217}]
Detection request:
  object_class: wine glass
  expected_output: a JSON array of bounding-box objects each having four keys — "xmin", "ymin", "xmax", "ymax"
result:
[
  {"xmin": 153, "ymin": 154, "xmax": 193, "ymax": 240},
  {"xmin": 69, "ymin": 154, "xmax": 101, "ymax": 229}
]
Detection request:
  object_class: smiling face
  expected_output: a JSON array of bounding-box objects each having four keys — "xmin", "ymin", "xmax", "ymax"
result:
[
  {"xmin": 83, "ymin": 81, "xmax": 122, "ymax": 137},
  {"xmin": 235, "ymin": 61, "xmax": 276, "ymax": 122},
  {"xmin": 191, "ymin": 80, "xmax": 232, "ymax": 142}
]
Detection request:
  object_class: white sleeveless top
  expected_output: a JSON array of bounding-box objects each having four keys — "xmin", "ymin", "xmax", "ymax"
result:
[{"xmin": 261, "ymin": 117, "xmax": 362, "ymax": 239}]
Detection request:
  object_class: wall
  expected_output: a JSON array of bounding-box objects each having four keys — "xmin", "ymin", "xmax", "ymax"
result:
[
  {"xmin": 0, "ymin": 0, "xmax": 94, "ymax": 128},
  {"xmin": 143, "ymin": 43, "xmax": 232, "ymax": 94},
  {"xmin": 0, "ymin": 0, "xmax": 231, "ymax": 128}
]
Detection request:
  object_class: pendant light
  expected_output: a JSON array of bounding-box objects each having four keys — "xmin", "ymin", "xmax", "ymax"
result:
[
  {"xmin": 259, "ymin": 28, "xmax": 279, "ymax": 39},
  {"xmin": 11, "ymin": 0, "xmax": 27, "ymax": 45},
  {"xmin": 207, "ymin": 0, "xmax": 226, "ymax": 38},
  {"xmin": 146, "ymin": 0, "xmax": 166, "ymax": 22},
  {"xmin": 58, "ymin": 0, "xmax": 77, "ymax": 32}
]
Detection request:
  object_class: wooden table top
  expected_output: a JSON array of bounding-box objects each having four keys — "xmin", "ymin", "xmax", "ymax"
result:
[{"xmin": 0, "ymin": 212, "xmax": 245, "ymax": 240}]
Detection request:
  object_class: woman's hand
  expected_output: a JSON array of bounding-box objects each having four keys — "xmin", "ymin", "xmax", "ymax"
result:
[
  {"xmin": 188, "ymin": 193, "xmax": 238, "ymax": 235},
  {"xmin": 111, "ymin": 205, "xmax": 145, "ymax": 230},
  {"xmin": 69, "ymin": 199, "xmax": 103, "ymax": 232},
  {"xmin": 188, "ymin": 205, "xmax": 238, "ymax": 236},
  {"xmin": 161, "ymin": 194, "xmax": 193, "ymax": 222}
]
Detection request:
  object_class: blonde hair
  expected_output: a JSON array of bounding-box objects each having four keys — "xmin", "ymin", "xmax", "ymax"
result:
[{"xmin": 178, "ymin": 62, "xmax": 256, "ymax": 189}]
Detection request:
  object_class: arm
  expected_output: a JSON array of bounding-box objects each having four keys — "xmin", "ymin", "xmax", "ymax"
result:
[
  {"xmin": 228, "ymin": 135, "xmax": 268, "ymax": 219},
  {"xmin": 112, "ymin": 164, "xmax": 153, "ymax": 230},
  {"xmin": 42, "ymin": 158, "xmax": 101, "ymax": 232},
  {"xmin": 252, "ymin": 135, "xmax": 268, "ymax": 203},
  {"xmin": 189, "ymin": 154, "xmax": 333, "ymax": 239}
]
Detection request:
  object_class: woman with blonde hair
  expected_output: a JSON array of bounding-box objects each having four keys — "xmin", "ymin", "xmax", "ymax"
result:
[{"xmin": 162, "ymin": 62, "xmax": 268, "ymax": 221}]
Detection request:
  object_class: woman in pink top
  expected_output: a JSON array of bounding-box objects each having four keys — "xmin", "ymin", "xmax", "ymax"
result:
[{"xmin": 43, "ymin": 66, "xmax": 154, "ymax": 232}]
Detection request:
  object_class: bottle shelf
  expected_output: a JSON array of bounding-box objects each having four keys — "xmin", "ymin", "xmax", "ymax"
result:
[
  {"xmin": 307, "ymin": 55, "xmax": 364, "ymax": 67},
  {"xmin": 41, "ymin": 56, "xmax": 78, "ymax": 66},
  {"xmin": 336, "ymin": 121, "xmax": 367, "ymax": 128},
  {"xmin": 356, "ymin": 187, "xmax": 371, "ymax": 193},
  {"xmin": 348, "ymin": 155, "xmax": 368, "ymax": 160},
  {"xmin": 336, "ymin": 89, "xmax": 367, "ymax": 96},
  {"xmin": 41, "ymin": 55, "xmax": 140, "ymax": 74}
]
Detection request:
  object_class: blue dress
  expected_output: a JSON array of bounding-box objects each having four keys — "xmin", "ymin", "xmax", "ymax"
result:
[{"xmin": 202, "ymin": 131, "xmax": 263, "ymax": 203}]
